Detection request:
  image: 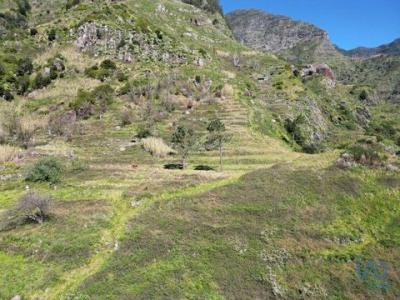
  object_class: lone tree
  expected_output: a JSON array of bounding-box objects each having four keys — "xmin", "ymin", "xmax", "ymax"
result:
[
  {"xmin": 206, "ymin": 118, "xmax": 230, "ymax": 171},
  {"xmin": 171, "ymin": 125, "xmax": 197, "ymax": 169}
]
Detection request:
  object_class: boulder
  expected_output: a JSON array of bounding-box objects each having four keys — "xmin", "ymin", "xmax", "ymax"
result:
[{"xmin": 300, "ymin": 63, "xmax": 335, "ymax": 81}]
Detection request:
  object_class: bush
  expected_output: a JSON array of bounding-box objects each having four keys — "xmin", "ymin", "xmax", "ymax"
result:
[
  {"xmin": 26, "ymin": 156, "xmax": 64, "ymax": 184},
  {"xmin": 100, "ymin": 59, "xmax": 116, "ymax": 70},
  {"xmin": 142, "ymin": 137, "xmax": 174, "ymax": 158},
  {"xmin": 48, "ymin": 29, "xmax": 57, "ymax": 42},
  {"xmin": 346, "ymin": 142, "xmax": 387, "ymax": 167},
  {"xmin": 30, "ymin": 27, "xmax": 38, "ymax": 36},
  {"xmin": 359, "ymin": 90, "xmax": 368, "ymax": 101},
  {"xmin": 136, "ymin": 123, "xmax": 153, "ymax": 138},
  {"xmin": 70, "ymin": 85, "xmax": 114, "ymax": 119},
  {"xmin": 33, "ymin": 72, "xmax": 51, "ymax": 89},
  {"xmin": 16, "ymin": 0, "xmax": 31, "ymax": 16},
  {"xmin": 0, "ymin": 191, "xmax": 52, "ymax": 231},
  {"xmin": 16, "ymin": 57, "xmax": 33, "ymax": 76},
  {"xmin": 120, "ymin": 109, "xmax": 134, "ymax": 126},
  {"xmin": 194, "ymin": 165, "xmax": 214, "ymax": 171},
  {"xmin": 16, "ymin": 75, "xmax": 30, "ymax": 95},
  {"xmin": 66, "ymin": 0, "xmax": 80, "ymax": 10}
]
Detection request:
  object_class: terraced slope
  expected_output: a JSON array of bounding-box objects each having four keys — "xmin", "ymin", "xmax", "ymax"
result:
[{"xmin": 0, "ymin": 1, "xmax": 399, "ymax": 299}]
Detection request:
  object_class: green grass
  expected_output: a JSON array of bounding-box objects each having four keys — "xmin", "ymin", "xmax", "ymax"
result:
[
  {"xmin": 73, "ymin": 165, "xmax": 399, "ymax": 299},
  {"xmin": 0, "ymin": 0, "xmax": 399, "ymax": 299}
]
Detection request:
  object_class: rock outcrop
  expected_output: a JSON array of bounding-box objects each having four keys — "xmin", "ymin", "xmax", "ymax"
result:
[{"xmin": 75, "ymin": 22, "xmax": 186, "ymax": 64}]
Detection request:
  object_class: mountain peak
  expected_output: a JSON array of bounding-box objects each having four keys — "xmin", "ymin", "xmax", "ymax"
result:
[{"xmin": 225, "ymin": 9, "xmax": 339, "ymax": 63}]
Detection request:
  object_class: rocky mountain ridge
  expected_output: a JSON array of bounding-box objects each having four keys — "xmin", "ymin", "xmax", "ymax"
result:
[
  {"xmin": 339, "ymin": 38, "xmax": 400, "ymax": 58},
  {"xmin": 225, "ymin": 9, "xmax": 342, "ymax": 63}
]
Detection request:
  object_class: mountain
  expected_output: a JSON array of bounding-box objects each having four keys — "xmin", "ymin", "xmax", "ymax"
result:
[
  {"xmin": 340, "ymin": 38, "xmax": 400, "ymax": 58},
  {"xmin": 225, "ymin": 9, "xmax": 342, "ymax": 63},
  {"xmin": 0, "ymin": 1, "xmax": 399, "ymax": 299}
]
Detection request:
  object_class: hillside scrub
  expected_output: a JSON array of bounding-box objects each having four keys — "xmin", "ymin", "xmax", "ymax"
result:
[
  {"xmin": 69, "ymin": 85, "xmax": 114, "ymax": 119},
  {"xmin": 25, "ymin": 156, "xmax": 64, "ymax": 184},
  {"xmin": 0, "ymin": 191, "xmax": 52, "ymax": 231}
]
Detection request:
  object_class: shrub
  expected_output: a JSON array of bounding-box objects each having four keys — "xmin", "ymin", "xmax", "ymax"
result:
[
  {"xmin": 16, "ymin": 57, "xmax": 33, "ymax": 76},
  {"xmin": 66, "ymin": 0, "xmax": 80, "ymax": 10},
  {"xmin": 0, "ymin": 145, "xmax": 19, "ymax": 164},
  {"xmin": 16, "ymin": 0, "xmax": 31, "ymax": 16},
  {"xmin": 194, "ymin": 165, "xmax": 214, "ymax": 171},
  {"xmin": 30, "ymin": 27, "xmax": 38, "ymax": 36},
  {"xmin": 70, "ymin": 85, "xmax": 114, "ymax": 119},
  {"xmin": 33, "ymin": 72, "xmax": 51, "ymax": 89},
  {"xmin": 120, "ymin": 109, "xmax": 134, "ymax": 126},
  {"xmin": 26, "ymin": 156, "xmax": 64, "ymax": 184},
  {"xmin": 48, "ymin": 29, "xmax": 56, "ymax": 42},
  {"xmin": 0, "ymin": 191, "xmax": 52, "ymax": 231},
  {"xmin": 16, "ymin": 75, "xmax": 30, "ymax": 95},
  {"xmin": 142, "ymin": 137, "xmax": 174, "ymax": 158},
  {"xmin": 346, "ymin": 142, "xmax": 387, "ymax": 167},
  {"xmin": 100, "ymin": 59, "xmax": 116, "ymax": 70},
  {"xmin": 136, "ymin": 123, "xmax": 153, "ymax": 138},
  {"xmin": 359, "ymin": 90, "xmax": 368, "ymax": 101},
  {"xmin": 48, "ymin": 110, "xmax": 76, "ymax": 140}
]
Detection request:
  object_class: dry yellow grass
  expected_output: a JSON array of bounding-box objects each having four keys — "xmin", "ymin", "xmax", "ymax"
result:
[
  {"xmin": 142, "ymin": 137, "xmax": 175, "ymax": 158},
  {"xmin": 221, "ymin": 84, "xmax": 234, "ymax": 98},
  {"xmin": 34, "ymin": 45, "xmax": 100, "ymax": 71},
  {"xmin": 0, "ymin": 145, "xmax": 20, "ymax": 164},
  {"xmin": 27, "ymin": 78, "xmax": 99, "ymax": 102}
]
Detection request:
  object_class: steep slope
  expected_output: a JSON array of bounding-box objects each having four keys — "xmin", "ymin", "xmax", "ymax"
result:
[
  {"xmin": 225, "ymin": 9, "xmax": 343, "ymax": 64},
  {"xmin": 0, "ymin": 1, "xmax": 399, "ymax": 299}
]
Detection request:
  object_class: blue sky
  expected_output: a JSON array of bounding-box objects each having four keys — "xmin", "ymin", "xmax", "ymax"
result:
[{"xmin": 221, "ymin": 0, "xmax": 400, "ymax": 50}]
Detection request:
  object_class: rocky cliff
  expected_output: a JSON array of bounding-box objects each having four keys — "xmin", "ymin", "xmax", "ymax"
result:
[{"xmin": 225, "ymin": 9, "xmax": 342, "ymax": 63}]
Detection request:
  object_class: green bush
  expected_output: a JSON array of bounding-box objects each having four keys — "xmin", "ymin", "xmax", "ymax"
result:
[
  {"xmin": 16, "ymin": 0, "xmax": 31, "ymax": 16},
  {"xmin": 66, "ymin": 0, "xmax": 80, "ymax": 10},
  {"xmin": 16, "ymin": 57, "xmax": 33, "ymax": 76},
  {"xmin": 359, "ymin": 90, "xmax": 368, "ymax": 101},
  {"xmin": 48, "ymin": 29, "xmax": 57, "ymax": 42},
  {"xmin": 70, "ymin": 85, "xmax": 114, "ymax": 119},
  {"xmin": 100, "ymin": 59, "xmax": 116, "ymax": 70},
  {"xmin": 85, "ymin": 61, "xmax": 116, "ymax": 81},
  {"xmin": 26, "ymin": 157, "xmax": 64, "ymax": 184},
  {"xmin": 33, "ymin": 73, "xmax": 51, "ymax": 89},
  {"xmin": 16, "ymin": 75, "xmax": 30, "ymax": 95},
  {"xmin": 346, "ymin": 142, "xmax": 387, "ymax": 166}
]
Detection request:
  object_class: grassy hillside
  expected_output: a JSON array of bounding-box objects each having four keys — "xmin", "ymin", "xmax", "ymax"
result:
[{"xmin": 0, "ymin": 0, "xmax": 399, "ymax": 299}]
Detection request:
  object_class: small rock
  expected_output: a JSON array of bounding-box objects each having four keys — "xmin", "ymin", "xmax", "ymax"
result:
[
  {"xmin": 11, "ymin": 296, "xmax": 22, "ymax": 300},
  {"xmin": 386, "ymin": 164, "xmax": 399, "ymax": 171}
]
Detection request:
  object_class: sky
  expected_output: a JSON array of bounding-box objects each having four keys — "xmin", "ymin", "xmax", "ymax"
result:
[{"xmin": 221, "ymin": 0, "xmax": 400, "ymax": 50}]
